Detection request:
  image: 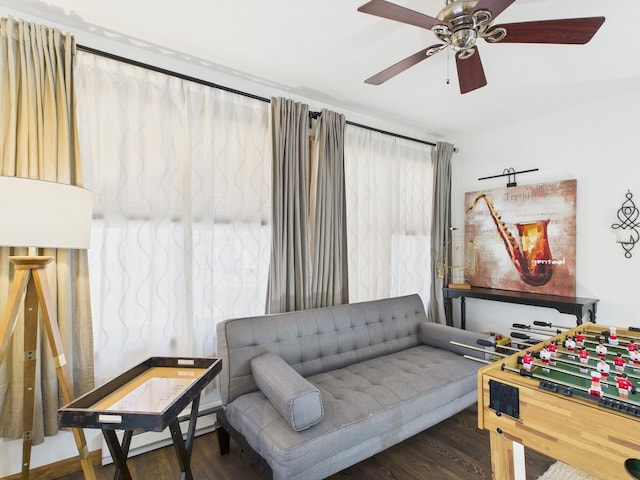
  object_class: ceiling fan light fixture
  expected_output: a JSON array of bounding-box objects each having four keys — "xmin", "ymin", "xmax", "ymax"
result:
[{"xmin": 450, "ymin": 29, "xmax": 477, "ymax": 51}]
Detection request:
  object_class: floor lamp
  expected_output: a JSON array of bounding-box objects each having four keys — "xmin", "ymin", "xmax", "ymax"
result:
[{"xmin": 0, "ymin": 176, "xmax": 96, "ymax": 479}]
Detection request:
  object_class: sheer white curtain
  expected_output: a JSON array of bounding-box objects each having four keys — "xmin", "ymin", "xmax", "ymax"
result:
[
  {"xmin": 74, "ymin": 53, "xmax": 271, "ymax": 386},
  {"xmin": 345, "ymin": 125, "xmax": 433, "ymax": 305}
]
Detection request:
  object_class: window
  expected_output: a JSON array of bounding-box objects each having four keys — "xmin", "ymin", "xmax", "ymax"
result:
[
  {"xmin": 75, "ymin": 53, "xmax": 271, "ymax": 386},
  {"xmin": 345, "ymin": 125, "xmax": 433, "ymax": 304}
]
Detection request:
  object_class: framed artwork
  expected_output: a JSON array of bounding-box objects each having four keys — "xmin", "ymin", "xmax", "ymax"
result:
[{"xmin": 464, "ymin": 179, "xmax": 577, "ymax": 296}]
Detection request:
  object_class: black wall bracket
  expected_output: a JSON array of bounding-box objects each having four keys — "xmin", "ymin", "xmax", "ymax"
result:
[{"xmin": 478, "ymin": 167, "xmax": 539, "ymax": 188}]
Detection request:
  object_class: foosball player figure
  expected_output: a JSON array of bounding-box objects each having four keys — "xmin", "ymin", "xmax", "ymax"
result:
[
  {"xmin": 575, "ymin": 331, "xmax": 585, "ymax": 348},
  {"xmin": 595, "ymin": 341, "xmax": 608, "ymax": 360},
  {"xmin": 614, "ymin": 352, "xmax": 626, "ymax": 373},
  {"xmin": 627, "ymin": 338, "xmax": 638, "ymax": 355},
  {"xmin": 578, "ymin": 347, "xmax": 590, "ymax": 373},
  {"xmin": 596, "ymin": 358, "xmax": 610, "ymax": 387},
  {"xmin": 609, "ymin": 327, "xmax": 619, "ymax": 346},
  {"xmin": 539, "ymin": 345, "xmax": 551, "ymax": 372},
  {"xmin": 565, "ymin": 336, "xmax": 576, "ymax": 358},
  {"xmin": 548, "ymin": 340, "xmax": 558, "ymax": 366},
  {"xmin": 589, "ymin": 371, "xmax": 602, "ymax": 397},
  {"xmin": 616, "ymin": 373, "xmax": 634, "ymax": 399},
  {"xmin": 630, "ymin": 349, "xmax": 640, "ymax": 372},
  {"xmin": 521, "ymin": 351, "xmax": 534, "ymax": 372}
]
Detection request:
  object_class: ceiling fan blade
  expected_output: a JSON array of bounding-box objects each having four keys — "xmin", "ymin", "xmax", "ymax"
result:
[
  {"xmin": 357, "ymin": 0, "xmax": 449, "ymax": 31},
  {"xmin": 365, "ymin": 45, "xmax": 444, "ymax": 85},
  {"xmin": 456, "ymin": 50, "xmax": 487, "ymax": 94},
  {"xmin": 495, "ymin": 17, "xmax": 605, "ymax": 44},
  {"xmin": 472, "ymin": 0, "xmax": 515, "ymax": 21}
]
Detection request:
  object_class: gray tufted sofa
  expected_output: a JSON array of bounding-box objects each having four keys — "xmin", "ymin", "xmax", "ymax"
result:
[{"xmin": 215, "ymin": 294, "xmax": 487, "ymax": 479}]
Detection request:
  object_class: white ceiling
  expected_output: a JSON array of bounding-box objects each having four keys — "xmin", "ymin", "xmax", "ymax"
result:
[{"xmin": 3, "ymin": 0, "xmax": 640, "ymax": 139}]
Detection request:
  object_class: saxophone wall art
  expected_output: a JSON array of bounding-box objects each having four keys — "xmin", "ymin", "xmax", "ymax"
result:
[
  {"xmin": 464, "ymin": 180, "xmax": 577, "ymax": 296},
  {"xmin": 467, "ymin": 193, "xmax": 553, "ymax": 286}
]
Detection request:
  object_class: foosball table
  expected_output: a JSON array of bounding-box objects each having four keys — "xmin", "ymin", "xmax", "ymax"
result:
[{"xmin": 474, "ymin": 322, "xmax": 640, "ymax": 480}]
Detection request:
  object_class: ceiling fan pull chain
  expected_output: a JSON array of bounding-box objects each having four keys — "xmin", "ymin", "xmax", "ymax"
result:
[{"xmin": 446, "ymin": 47, "xmax": 450, "ymax": 85}]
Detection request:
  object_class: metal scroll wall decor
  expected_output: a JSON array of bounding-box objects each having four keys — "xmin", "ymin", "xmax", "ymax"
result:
[{"xmin": 612, "ymin": 190, "xmax": 640, "ymax": 258}]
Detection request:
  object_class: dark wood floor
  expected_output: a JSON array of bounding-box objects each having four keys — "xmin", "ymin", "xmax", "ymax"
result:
[{"xmin": 58, "ymin": 404, "xmax": 554, "ymax": 480}]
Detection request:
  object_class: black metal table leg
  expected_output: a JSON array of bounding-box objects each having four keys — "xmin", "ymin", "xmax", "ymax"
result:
[
  {"xmin": 169, "ymin": 392, "xmax": 202, "ymax": 480},
  {"xmin": 102, "ymin": 429, "xmax": 132, "ymax": 480},
  {"xmin": 184, "ymin": 393, "xmax": 201, "ymax": 463},
  {"xmin": 113, "ymin": 430, "xmax": 133, "ymax": 480},
  {"xmin": 169, "ymin": 418, "xmax": 193, "ymax": 480},
  {"xmin": 460, "ymin": 297, "xmax": 466, "ymax": 330},
  {"xmin": 103, "ymin": 396, "xmax": 202, "ymax": 480},
  {"xmin": 444, "ymin": 295, "xmax": 453, "ymax": 326}
]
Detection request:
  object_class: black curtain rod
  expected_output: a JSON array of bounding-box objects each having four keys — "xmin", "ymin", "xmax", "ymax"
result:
[
  {"xmin": 76, "ymin": 44, "xmax": 437, "ymax": 148},
  {"xmin": 77, "ymin": 44, "xmax": 271, "ymax": 103},
  {"xmin": 345, "ymin": 120, "xmax": 435, "ymax": 147}
]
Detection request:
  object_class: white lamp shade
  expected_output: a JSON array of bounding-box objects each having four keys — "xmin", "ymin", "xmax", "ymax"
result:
[{"xmin": 0, "ymin": 176, "xmax": 93, "ymax": 249}]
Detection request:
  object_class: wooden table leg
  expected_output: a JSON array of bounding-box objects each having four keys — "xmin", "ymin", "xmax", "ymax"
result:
[
  {"xmin": 21, "ymin": 276, "xmax": 39, "ymax": 479},
  {"xmin": 32, "ymin": 265, "xmax": 96, "ymax": 479},
  {"xmin": 489, "ymin": 429, "xmax": 515, "ymax": 480}
]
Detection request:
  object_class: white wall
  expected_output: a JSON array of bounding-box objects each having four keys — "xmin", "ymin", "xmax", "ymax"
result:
[{"xmin": 450, "ymin": 85, "xmax": 640, "ymax": 336}]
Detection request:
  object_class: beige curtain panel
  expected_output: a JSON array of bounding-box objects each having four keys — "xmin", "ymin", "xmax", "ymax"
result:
[{"xmin": 0, "ymin": 16, "xmax": 94, "ymax": 443}]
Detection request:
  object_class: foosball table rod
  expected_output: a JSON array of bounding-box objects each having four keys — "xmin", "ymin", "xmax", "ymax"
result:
[
  {"xmin": 533, "ymin": 320, "xmax": 573, "ymax": 330},
  {"xmin": 510, "ymin": 331, "xmax": 548, "ymax": 346},
  {"xmin": 464, "ymin": 354, "xmax": 492, "ymax": 364},
  {"xmin": 576, "ymin": 339, "xmax": 639, "ymax": 364},
  {"xmin": 527, "ymin": 356, "xmax": 627, "ymax": 389},
  {"xmin": 498, "ymin": 362, "xmax": 640, "ymax": 411},
  {"xmin": 552, "ymin": 347, "xmax": 640, "ymax": 383},
  {"xmin": 449, "ymin": 341, "xmax": 511, "ymax": 358},
  {"xmin": 476, "ymin": 338, "xmax": 523, "ymax": 353},
  {"xmin": 583, "ymin": 328, "xmax": 640, "ymax": 343},
  {"xmin": 512, "ymin": 323, "xmax": 563, "ymax": 335}
]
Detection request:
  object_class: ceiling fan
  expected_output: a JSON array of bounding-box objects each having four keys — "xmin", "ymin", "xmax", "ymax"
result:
[{"xmin": 358, "ymin": 0, "xmax": 605, "ymax": 94}]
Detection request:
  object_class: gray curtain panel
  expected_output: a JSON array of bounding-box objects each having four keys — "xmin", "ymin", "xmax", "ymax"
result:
[
  {"xmin": 428, "ymin": 141, "xmax": 454, "ymax": 325},
  {"xmin": 266, "ymin": 97, "xmax": 312, "ymax": 313},
  {"xmin": 310, "ymin": 109, "xmax": 349, "ymax": 308}
]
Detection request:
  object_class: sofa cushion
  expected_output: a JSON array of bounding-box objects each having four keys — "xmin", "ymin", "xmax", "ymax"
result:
[
  {"xmin": 225, "ymin": 344, "xmax": 482, "ymax": 479},
  {"xmin": 251, "ymin": 352, "xmax": 323, "ymax": 432}
]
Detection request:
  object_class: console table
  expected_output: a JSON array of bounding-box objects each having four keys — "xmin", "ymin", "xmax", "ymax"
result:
[{"xmin": 443, "ymin": 287, "xmax": 598, "ymax": 330}]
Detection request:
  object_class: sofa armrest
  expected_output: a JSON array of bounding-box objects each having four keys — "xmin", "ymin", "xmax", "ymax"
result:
[
  {"xmin": 419, "ymin": 322, "xmax": 487, "ymax": 359},
  {"xmin": 251, "ymin": 352, "xmax": 323, "ymax": 432}
]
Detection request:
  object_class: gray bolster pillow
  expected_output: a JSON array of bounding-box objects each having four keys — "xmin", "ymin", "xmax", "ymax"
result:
[{"xmin": 251, "ymin": 352, "xmax": 323, "ymax": 431}]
